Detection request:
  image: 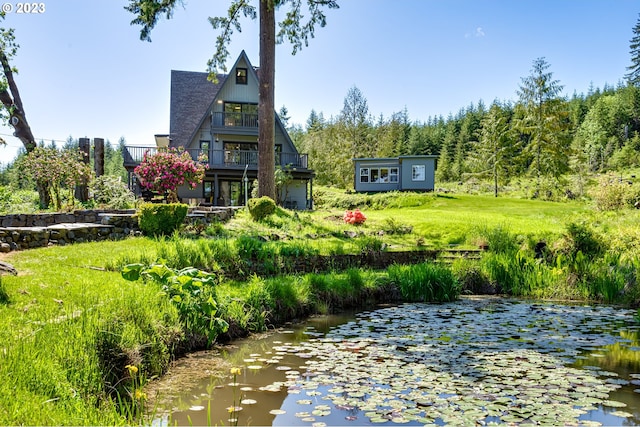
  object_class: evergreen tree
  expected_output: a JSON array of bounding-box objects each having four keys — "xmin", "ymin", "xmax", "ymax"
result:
[
  {"xmin": 516, "ymin": 57, "xmax": 570, "ymax": 194},
  {"xmin": 626, "ymin": 13, "xmax": 640, "ymax": 86},
  {"xmin": 471, "ymin": 103, "xmax": 516, "ymax": 197}
]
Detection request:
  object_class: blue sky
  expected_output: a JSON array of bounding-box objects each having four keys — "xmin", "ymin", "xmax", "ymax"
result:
[{"xmin": 0, "ymin": 0, "xmax": 637, "ymax": 164}]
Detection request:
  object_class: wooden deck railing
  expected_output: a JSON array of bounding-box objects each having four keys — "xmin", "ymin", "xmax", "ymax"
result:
[{"xmin": 123, "ymin": 146, "xmax": 309, "ymax": 169}]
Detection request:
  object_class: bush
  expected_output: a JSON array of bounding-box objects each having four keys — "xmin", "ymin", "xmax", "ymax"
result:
[
  {"xmin": 247, "ymin": 196, "xmax": 276, "ymax": 221},
  {"xmin": 590, "ymin": 173, "xmax": 637, "ymax": 210},
  {"xmin": 91, "ymin": 175, "xmax": 136, "ymax": 209},
  {"xmin": 137, "ymin": 203, "xmax": 188, "ymax": 236}
]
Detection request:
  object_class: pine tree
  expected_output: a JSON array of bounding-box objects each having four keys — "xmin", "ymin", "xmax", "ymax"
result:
[{"xmin": 626, "ymin": 13, "xmax": 640, "ymax": 86}]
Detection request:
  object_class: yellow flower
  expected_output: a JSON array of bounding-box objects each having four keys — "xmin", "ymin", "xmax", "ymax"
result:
[
  {"xmin": 230, "ymin": 367, "xmax": 242, "ymax": 376},
  {"xmin": 134, "ymin": 389, "xmax": 147, "ymax": 400},
  {"xmin": 125, "ymin": 364, "xmax": 138, "ymax": 375},
  {"xmin": 227, "ymin": 406, "xmax": 235, "ymax": 413}
]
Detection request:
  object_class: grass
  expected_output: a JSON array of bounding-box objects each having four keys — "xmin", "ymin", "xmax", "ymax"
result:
[{"xmin": 1, "ymin": 188, "xmax": 640, "ymax": 424}]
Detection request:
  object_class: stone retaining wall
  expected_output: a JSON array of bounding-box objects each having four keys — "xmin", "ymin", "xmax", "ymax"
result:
[{"xmin": 0, "ymin": 207, "xmax": 237, "ymax": 252}]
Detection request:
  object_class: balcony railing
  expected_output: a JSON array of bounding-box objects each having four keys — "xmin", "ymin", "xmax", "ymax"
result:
[
  {"xmin": 212, "ymin": 111, "xmax": 258, "ymax": 128},
  {"xmin": 123, "ymin": 146, "xmax": 309, "ymax": 170}
]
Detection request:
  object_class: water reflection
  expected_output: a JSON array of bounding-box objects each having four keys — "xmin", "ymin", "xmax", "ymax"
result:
[{"xmin": 151, "ymin": 298, "xmax": 640, "ymax": 426}]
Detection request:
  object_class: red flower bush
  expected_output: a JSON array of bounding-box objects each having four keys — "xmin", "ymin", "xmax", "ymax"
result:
[
  {"xmin": 134, "ymin": 148, "xmax": 205, "ymax": 202},
  {"xmin": 343, "ymin": 209, "xmax": 367, "ymax": 225}
]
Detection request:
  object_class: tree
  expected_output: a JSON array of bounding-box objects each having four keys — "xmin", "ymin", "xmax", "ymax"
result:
[
  {"xmin": 516, "ymin": 57, "xmax": 570, "ymax": 195},
  {"xmin": 126, "ymin": 0, "xmax": 339, "ymax": 201},
  {"xmin": 471, "ymin": 102, "xmax": 516, "ymax": 197},
  {"xmin": 0, "ymin": 15, "xmax": 35, "ymax": 152},
  {"xmin": 19, "ymin": 147, "xmax": 92, "ymax": 210},
  {"xmin": 626, "ymin": 13, "xmax": 640, "ymax": 86},
  {"xmin": 338, "ymin": 85, "xmax": 372, "ymax": 158}
]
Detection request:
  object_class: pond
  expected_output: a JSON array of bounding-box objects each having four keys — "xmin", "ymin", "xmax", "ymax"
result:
[{"xmin": 150, "ymin": 297, "xmax": 640, "ymax": 426}]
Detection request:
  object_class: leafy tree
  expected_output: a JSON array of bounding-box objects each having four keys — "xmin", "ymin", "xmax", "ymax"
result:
[
  {"xmin": 126, "ymin": 0, "xmax": 339, "ymax": 201},
  {"xmin": 134, "ymin": 148, "xmax": 205, "ymax": 203},
  {"xmin": 19, "ymin": 147, "xmax": 92, "ymax": 210},
  {"xmin": 516, "ymin": 57, "xmax": 570, "ymax": 194},
  {"xmin": 626, "ymin": 13, "xmax": 640, "ymax": 86}
]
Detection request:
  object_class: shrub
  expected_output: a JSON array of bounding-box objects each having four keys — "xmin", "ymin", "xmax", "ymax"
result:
[
  {"xmin": 247, "ymin": 196, "xmax": 276, "ymax": 221},
  {"xmin": 590, "ymin": 173, "xmax": 636, "ymax": 211},
  {"xmin": 343, "ymin": 209, "xmax": 366, "ymax": 224},
  {"xmin": 91, "ymin": 175, "xmax": 136, "ymax": 209},
  {"xmin": 134, "ymin": 148, "xmax": 205, "ymax": 203},
  {"xmin": 137, "ymin": 203, "xmax": 188, "ymax": 236}
]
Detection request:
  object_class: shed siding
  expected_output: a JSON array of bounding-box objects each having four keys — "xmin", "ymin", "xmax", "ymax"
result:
[
  {"xmin": 400, "ymin": 157, "xmax": 435, "ymax": 191},
  {"xmin": 354, "ymin": 160, "xmax": 401, "ymax": 192}
]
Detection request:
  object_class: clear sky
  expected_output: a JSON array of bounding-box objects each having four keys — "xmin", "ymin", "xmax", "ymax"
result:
[{"xmin": 0, "ymin": 0, "xmax": 637, "ymax": 164}]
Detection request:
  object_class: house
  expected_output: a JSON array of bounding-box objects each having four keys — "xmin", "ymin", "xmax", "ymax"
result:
[
  {"xmin": 123, "ymin": 51, "xmax": 314, "ymax": 209},
  {"xmin": 353, "ymin": 155, "xmax": 437, "ymax": 193}
]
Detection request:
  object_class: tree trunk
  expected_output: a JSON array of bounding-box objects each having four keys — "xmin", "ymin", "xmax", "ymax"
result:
[
  {"xmin": 258, "ymin": 0, "xmax": 276, "ymax": 200},
  {"xmin": 0, "ymin": 50, "xmax": 36, "ymax": 152}
]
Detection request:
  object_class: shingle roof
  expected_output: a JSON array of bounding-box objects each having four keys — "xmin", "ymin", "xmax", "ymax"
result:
[{"xmin": 169, "ymin": 70, "xmax": 226, "ymax": 148}]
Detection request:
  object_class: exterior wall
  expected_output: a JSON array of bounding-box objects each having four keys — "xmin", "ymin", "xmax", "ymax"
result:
[
  {"xmin": 400, "ymin": 156, "xmax": 436, "ymax": 191},
  {"xmin": 213, "ymin": 56, "xmax": 259, "ymax": 108},
  {"xmin": 354, "ymin": 159, "xmax": 401, "ymax": 193},
  {"xmin": 282, "ymin": 180, "xmax": 308, "ymax": 209}
]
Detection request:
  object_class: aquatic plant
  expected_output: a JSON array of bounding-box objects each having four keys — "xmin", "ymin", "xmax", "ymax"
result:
[{"xmin": 387, "ymin": 262, "xmax": 460, "ymax": 302}]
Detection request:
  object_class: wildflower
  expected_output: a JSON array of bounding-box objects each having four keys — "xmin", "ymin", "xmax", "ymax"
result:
[
  {"xmin": 230, "ymin": 367, "xmax": 242, "ymax": 376},
  {"xmin": 134, "ymin": 389, "xmax": 147, "ymax": 400},
  {"xmin": 125, "ymin": 364, "xmax": 138, "ymax": 375}
]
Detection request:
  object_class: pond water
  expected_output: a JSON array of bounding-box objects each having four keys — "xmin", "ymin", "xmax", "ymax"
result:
[{"xmin": 151, "ymin": 297, "xmax": 640, "ymax": 426}]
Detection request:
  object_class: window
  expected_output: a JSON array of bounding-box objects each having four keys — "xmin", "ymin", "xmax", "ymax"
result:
[
  {"xmin": 412, "ymin": 165, "xmax": 426, "ymax": 181},
  {"xmin": 236, "ymin": 67, "xmax": 247, "ymax": 84},
  {"xmin": 360, "ymin": 167, "xmax": 370, "ymax": 183},
  {"xmin": 361, "ymin": 166, "xmax": 399, "ymax": 184},
  {"xmin": 203, "ymin": 181, "xmax": 213, "ymax": 203},
  {"xmin": 389, "ymin": 167, "xmax": 399, "ymax": 183}
]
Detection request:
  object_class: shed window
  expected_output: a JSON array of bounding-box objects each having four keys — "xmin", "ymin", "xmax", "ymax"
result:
[
  {"xmin": 361, "ymin": 166, "xmax": 399, "ymax": 184},
  {"xmin": 236, "ymin": 68, "xmax": 248, "ymax": 85},
  {"xmin": 412, "ymin": 165, "xmax": 426, "ymax": 181},
  {"xmin": 389, "ymin": 167, "xmax": 399, "ymax": 183},
  {"xmin": 360, "ymin": 167, "xmax": 370, "ymax": 183}
]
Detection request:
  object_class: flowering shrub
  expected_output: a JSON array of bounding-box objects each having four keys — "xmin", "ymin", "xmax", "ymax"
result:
[
  {"xmin": 19, "ymin": 147, "xmax": 92, "ymax": 210},
  {"xmin": 343, "ymin": 209, "xmax": 366, "ymax": 225},
  {"xmin": 134, "ymin": 148, "xmax": 205, "ymax": 202}
]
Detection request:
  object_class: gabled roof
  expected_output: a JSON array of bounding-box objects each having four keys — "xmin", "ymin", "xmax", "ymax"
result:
[
  {"xmin": 169, "ymin": 51, "xmax": 260, "ymax": 148},
  {"xmin": 169, "ymin": 70, "xmax": 226, "ymax": 148}
]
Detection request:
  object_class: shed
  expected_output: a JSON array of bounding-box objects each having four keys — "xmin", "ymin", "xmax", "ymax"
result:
[{"xmin": 353, "ymin": 155, "xmax": 437, "ymax": 192}]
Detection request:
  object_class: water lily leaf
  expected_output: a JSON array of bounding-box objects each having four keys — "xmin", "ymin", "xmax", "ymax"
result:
[
  {"xmin": 610, "ymin": 410, "xmax": 633, "ymax": 418},
  {"xmin": 269, "ymin": 409, "xmax": 286, "ymax": 415},
  {"xmin": 240, "ymin": 399, "xmax": 257, "ymax": 405},
  {"xmin": 189, "ymin": 405, "xmax": 205, "ymax": 411},
  {"xmin": 602, "ymin": 400, "xmax": 627, "ymax": 408}
]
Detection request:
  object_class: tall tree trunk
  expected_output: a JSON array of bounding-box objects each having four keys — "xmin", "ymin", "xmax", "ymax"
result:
[
  {"xmin": 258, "ymin": 0, "xmax": 276, "ymax": 200},
  {"xmin": 0, "ymin": 50, "xmax": 36, "ymax": 152}
]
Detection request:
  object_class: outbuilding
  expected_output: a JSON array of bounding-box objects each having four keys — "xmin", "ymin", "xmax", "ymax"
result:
[{"xmin": 353, "ymin": 155, "xmax": 437, "ymax": 193}]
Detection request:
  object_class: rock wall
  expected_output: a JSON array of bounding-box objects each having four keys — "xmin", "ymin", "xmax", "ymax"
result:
[{"xmin": 0, "ymin": 207, "xmax": 236, "ymax": 252}]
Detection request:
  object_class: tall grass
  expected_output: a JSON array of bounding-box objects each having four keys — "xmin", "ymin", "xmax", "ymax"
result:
[{"xmin": 387, "ymin": 262, "xmax": 460, "ymax": 302}]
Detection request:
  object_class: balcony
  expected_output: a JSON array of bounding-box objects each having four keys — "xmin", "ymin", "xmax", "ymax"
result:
[
  {"xmin": 212, "ymin": 111, "xmax": 258, "ymax": 129},
  {"xmin": 123, "ymin": 146, "xmax": 309, "ymax": 170}
]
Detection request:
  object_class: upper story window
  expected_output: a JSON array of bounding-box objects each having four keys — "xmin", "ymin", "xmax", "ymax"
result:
[{"xmin": 236, "ymin": 67, "xmax": 248, "ymax": 85}]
